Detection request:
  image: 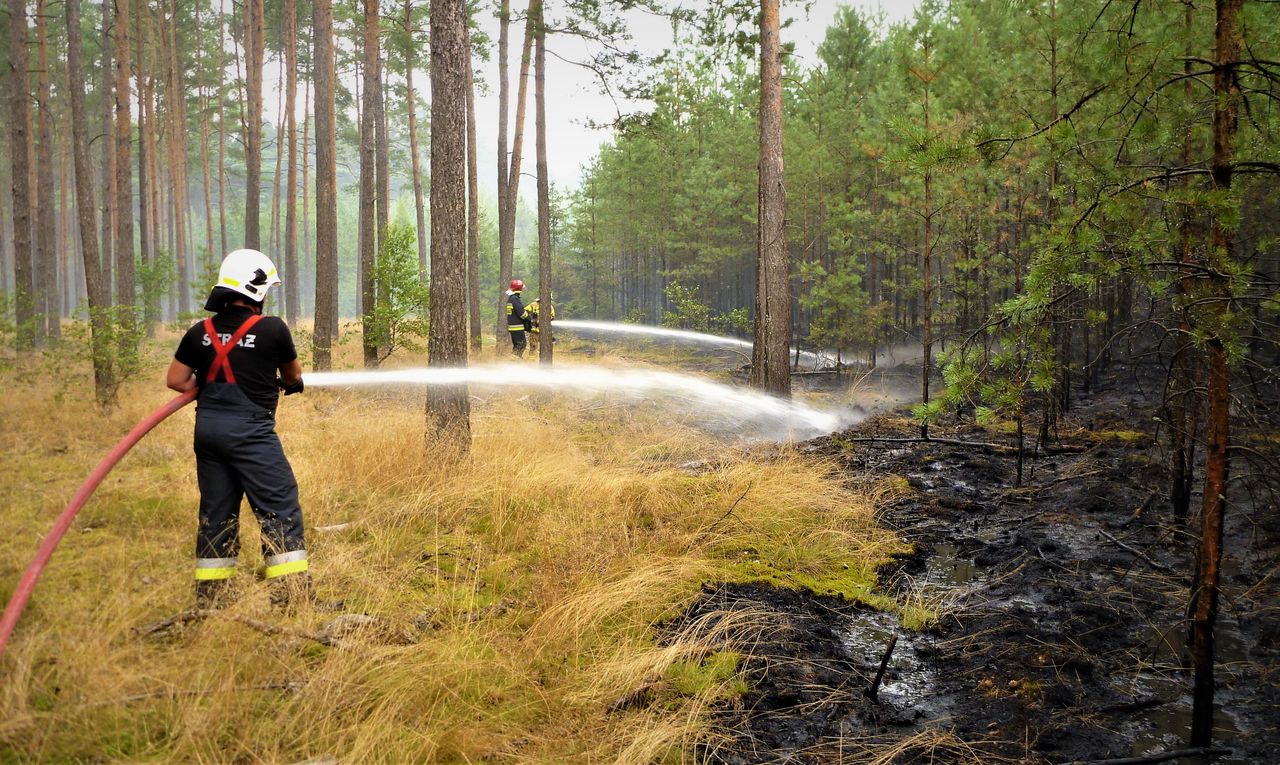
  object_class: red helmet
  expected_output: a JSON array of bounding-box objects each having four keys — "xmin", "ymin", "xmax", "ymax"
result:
[{"xmin": 510, "ymin": 279, "xmax": 525, "ymax": 291}]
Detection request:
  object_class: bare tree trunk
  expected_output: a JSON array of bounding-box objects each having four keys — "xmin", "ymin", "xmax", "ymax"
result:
[
  {"xmin": 750, "ymin": 0, "xmax": 790, "ymax": 397},
  {"xmin": 99, "ymin": 0, "xmax": 114, "ymax": 304},
  {"xmin": 114, "ymin": 0, "xmax": 136, "ymax": 345},
  {"xmin": 301, "ymin": 78, "xmax": 311, "ymax": 316},
  {"xmin": 1190, "ymin": 0, "xmax": 1241, "ymax": 748},
  {"xmin": 217, "ymin": 12, "xmax": 228, "ymax": 257},
  {"xmin": 268, "ymin": 55, "xmax": 285, "ymax": 261},
  {"xmin": 244, "ymin": 0, "xmax": 264, "ymax": 249},
  {"xmin": 166, "ymin": 0, "xmax": 189, "ymax": 315},
  {"xmin": 284, "ymin": 0, "xmax": 299, "ymax": 323},
  {"xmin": 311, "ymin": 0, "xmax": 337, "ymax": 370},
  {"xmin": 195, "ymin": 4, "xmax": 215, "ymax": 272},
  {"xmin": 534, "ymin": 1, "xmax": 552, "ymax": 365},
  {"xmin": 425, "ymin": 0, "xmax": 472, "ymax": 450},
  {"xmin": 359, "ymin": 0, "xmax": 379, "ymax": 367},
  {"xmin": 35, "ymin": 0, "xmax": 57, "ymax": 344},
  {"xmin": 8, "ymin": 0, "xmax": 35, "ymax": 351},
  {"xmin": 135, "ymin": 0, "xmax": 154, "ymax": 331},
  {"xmin": 465, "ymin": 24, "xmax": 482, "ymax": 353},
  {"xmin": 404, "ymin": 0, "xmax": 427, "ymax": 277},
  {"xmin": 494, "ymin": 0, "xmax": 510, "ymax": 348},
  {"xmin": 65, "ymin": 0, "xmax": 116, "ymax": 406},
  {"xmin": 498, "ymin": 3, "xmax": 534, "ymax": 353}
]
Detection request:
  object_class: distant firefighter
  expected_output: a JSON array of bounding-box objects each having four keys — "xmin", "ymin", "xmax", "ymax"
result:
[
  {"xmin": 526, "ymin": 296, "xmax": 556, "ymax": 354},
  {"xmin": 507, "ymin": 279, "xmax": 529, "ymax": 358}
]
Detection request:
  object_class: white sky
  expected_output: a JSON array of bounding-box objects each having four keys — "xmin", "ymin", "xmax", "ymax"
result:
[{"xmin": 471, "ymin": 0, "xmax": 923, "ymax": 200}]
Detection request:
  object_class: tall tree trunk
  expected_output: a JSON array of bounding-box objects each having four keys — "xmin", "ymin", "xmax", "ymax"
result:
[
  {"xmin": 166, "ymin": 0, "xmax": 189, "ymax": 315},
  {"xmin": 498, "ymin": 4, "xmax": 534, "ymax": 351},
  {"xmin": 311, "ymin": 0, "xmax": 338, "ymax": 370},
  {"xmin": 244, "ymin": 0, "xmax": 264, "ymax": 249},
  {"xmin": 425, "ymin": 0, "xmax": 471, "ymax": 450},
  {"xmin": 284, "ymin": 0, "xmax": 299, "ymax": 323},
  {"xmin": 136, "ymin": 0, "xmax": 153, "ymax": 331},
  {"xmin": 301, "ymin": 78, "xmax": 311, "ymax": 316},
  {"xmin": 8, "ymin": 0, "xmax": 35, "ymax": 351},
  {"xmin": 750, "ymin": 0, "xmax": 790, "ymax": 396},
  {"xmin": 358, "ymin": 0, "xmax": 379, "ymax": 367},
  {"xmin": 465, "ymin": 23, "xmax": 482, "ymax": 353},
  {"xmin": 534, "ymin": 0, "xmax": 552, "ymax": 365},
  {"xmin": 1170, "ymin": 0, "xmax": 1198, "ymax": 526},
  {"xmin": 404, "ymin": 0, "xmax": 430, "ymax": 277},
  {"xmin": 268, "ymin": 55, "xmax": 285, "ymax": 261},
  {"xmin": 65, "ymin": 0, "xmax": 116, "ymax": 406},
  {"xmin": 494, "ymin": 0, "xmax": 510, "ymax": 348},
  {"xmin": 35, "ymin": 0, "xmax": 57, "ymax": 344},
  {"xmin": 217, "ymin": 12, "xmax": 228, "ymax": 257},
  {"xmin": 195, "ymin": 3, "xmax": 215, "ymax": 272},
  {"xmin": 1189, "ymin": 0, "xmax": 1241, "ymax": 748},
  {"xmin": 113, "ymin": 0, "xmax": 136, "ymax": 346},
  {"xmin": 99, "ymin": 0, "xmax": 115, "ymax": 304}
]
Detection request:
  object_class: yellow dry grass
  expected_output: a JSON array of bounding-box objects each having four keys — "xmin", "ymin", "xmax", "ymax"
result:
[{"xmin": 0, "ymin": 329, "xmax": 903, "ymax": 764}]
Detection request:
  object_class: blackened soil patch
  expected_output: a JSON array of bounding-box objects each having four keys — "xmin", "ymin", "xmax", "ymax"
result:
[{"xmin": 689, "ymin": 368, "xmax": 1279, "ymax": 764}]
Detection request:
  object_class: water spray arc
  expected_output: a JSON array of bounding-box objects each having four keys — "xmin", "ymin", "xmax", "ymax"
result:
[
  {"xmin": 554, "ymin": 320, "xmax": 833, "ymax": 368},
  {"xmin": 0, "ymin": 390, "xmax": 198, "ymax": 662}
]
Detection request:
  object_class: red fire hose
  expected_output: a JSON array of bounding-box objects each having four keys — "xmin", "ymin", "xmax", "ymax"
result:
[{"xmin": 0, "ymin": 389, "xmax": 197, "ymax": 662}]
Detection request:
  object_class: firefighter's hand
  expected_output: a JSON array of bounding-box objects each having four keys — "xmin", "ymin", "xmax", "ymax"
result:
[{"xmin": 278, "ymin": 377, "xmax": 304, "ymax": 396}]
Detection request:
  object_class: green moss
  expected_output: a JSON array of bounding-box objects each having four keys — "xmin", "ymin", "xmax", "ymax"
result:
[{"xmin": 665, "ymin": 651, "xmax": 747, "ymax": 699}]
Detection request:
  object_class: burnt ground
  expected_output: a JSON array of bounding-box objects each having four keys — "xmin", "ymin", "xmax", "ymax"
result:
[{"xmin": 685, "ymin": 364, "xmax": 1280, "ymax": 765}]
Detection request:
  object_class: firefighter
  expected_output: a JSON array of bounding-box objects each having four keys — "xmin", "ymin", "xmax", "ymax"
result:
[
  {"xmin": 165, "ymin": 249, "xmax": 327, "ymax": 610},
  {"xmin": 506, "ymin": 279, "xmax": 530, "ymax": 358},
  {"xmin": 526, "ymin": 296, "xmax": 556, "ymax": 354}
]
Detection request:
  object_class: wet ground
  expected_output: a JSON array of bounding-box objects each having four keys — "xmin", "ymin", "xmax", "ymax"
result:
[{"xmin": 689, "ymin": 365, "xmax": 1280, "ymax": 764}]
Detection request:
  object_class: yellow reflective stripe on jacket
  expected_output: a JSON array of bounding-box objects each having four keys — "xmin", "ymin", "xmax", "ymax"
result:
[
  {"xmin": 263, "ymin": 550, "xmax": 309, "ymax": 579},
  {"xmin": 508, "ymin": 324, "xmax": 526, "ymax": 331},
  {"xmin": 194, "ymin": 557, "xmax": 238, "ymax": 580}
]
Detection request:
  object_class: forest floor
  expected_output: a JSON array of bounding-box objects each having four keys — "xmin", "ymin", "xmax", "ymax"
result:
[{"xmin": 689, "ymin": 363, "xmax": 1280, "ymax": 765}]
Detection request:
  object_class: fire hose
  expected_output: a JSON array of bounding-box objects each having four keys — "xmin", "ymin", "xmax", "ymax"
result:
[{"xmin": 0, "ymin": 389, "xmax": 197, "ymax": 662}]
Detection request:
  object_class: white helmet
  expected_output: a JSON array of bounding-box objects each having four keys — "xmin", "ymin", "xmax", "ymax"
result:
[{"xmin": 214, "ymin": 248, "xmax": 281, "ymax": 302}]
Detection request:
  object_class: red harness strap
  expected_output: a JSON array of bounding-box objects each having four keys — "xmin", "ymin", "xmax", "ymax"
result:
[{"xmin": 204, "ymin": 314, "xmax": 264, "ymax": 384}]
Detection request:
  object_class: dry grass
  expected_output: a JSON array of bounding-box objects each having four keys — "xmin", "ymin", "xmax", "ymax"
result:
[{"xmin": 0, "ymin": 330, "xmax": 904, "ymax": 763}]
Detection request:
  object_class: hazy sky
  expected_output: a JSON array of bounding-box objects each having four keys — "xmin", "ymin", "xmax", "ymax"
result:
[{"xmin": 471, "ymin": 0, "xmax": 923, "ymax": 202}]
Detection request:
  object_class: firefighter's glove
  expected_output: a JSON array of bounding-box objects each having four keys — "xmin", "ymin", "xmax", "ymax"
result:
[{"xmin": 278, "ymin": 377, "xmax": 305, "ymax": 396}]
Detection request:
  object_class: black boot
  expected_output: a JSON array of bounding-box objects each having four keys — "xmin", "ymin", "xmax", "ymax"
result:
[
  {"xmin": 269, "ymin": 573, "xmax": 344, "ymax": 613},
  {"xmin": 195, "ymin": 579, "xmax": 234, "ymax": 610}
]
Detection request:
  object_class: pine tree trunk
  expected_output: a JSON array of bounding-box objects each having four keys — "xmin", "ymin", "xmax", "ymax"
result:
[
  {"xmin": 750, "ymin": 0, "xmax": 790, "ymax": 397},
  {"xmin": 113, "ymin": 0, "xmax": 135, "ymax": 345},
  {"xmin": 1189, "ymin": 0, "xmax": 1241, "ymax": 747},
  {"xmin": 218, "ymin": 13, "xmax": 228, "ymax": 257},
  {"xmin": 498, "ymin": 4, "xmax": 535, "ymax": 350},
  {"xmin": 65, "ymin": 0, "xmax": 116, "ymax": 406},
  {"xmin": 494, "ymin": 0, "xmax": 510, "ymax": 348},
  {"xmin": 244, "ymin": 0, "xmax": 264, "ymax": 249},
  {"xmin": 136, "ymin": 1, "xmax": 153, "ymax": 331},
  {"xmin": 8, "ymin": 0, "xmax": 36, "ymax": 351},
  {"xmin": 301, "ymin": 79, "xmax": 311, "ymax": 316},
  {"xmin": 166, "ymin": 0, "xmax": 189, "ymax": 315},
  {"xmin": 311, "ymin": 0, "xmax": 338, "ymax": 370},
  {"xmin": 465, "ymin": 26, "xmax": 482, "ymax": 353},
  {"xmin": 99, "ymin": 0, "xmax": 114, "ymax": 305},
  {"xmin": 404, "ymin": 0, "xmax": 427, "ymax": 276},
  {"xmin": 268, "ymin": 55, "xmax": 285, "ymax": 261},
  {"xmin": 284, "ymin": 0, "xmax": 299, "ymax": 324},
  {"xmin": 425, "ymin": 0, "xmax": 471, "ymax": 451},
  {"xmin": 195, "ymin": 4, "xmax": 215, "ymax": 273},
  {"xmin": 358, "ymin": 0, "xmax": 379, "ymax": 367},
  {"xmin": 35, "ymin": 0, "xmax": 58, "ymax": 345},
  {"xmin": 534, "ymin": 1, "xmax": 552, "ymax": 365}
]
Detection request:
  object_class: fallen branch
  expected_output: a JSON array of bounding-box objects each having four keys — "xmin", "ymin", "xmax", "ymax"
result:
[
  {"xmin": 864, "ymin": 634, "xmax": 898, "ymax": 701},
  {"xmin": 135, "ymin": 609, "xmax": 340, "ymax": 646},
  {"xmin": 1059, "ymin": 746, "xmax": 1231, "ymax": 765},
  {"xmin": 1097, "ymin": 529, "xmax": 1177, "ymax": 574},
  {"xmin": 837, "ymin": 436, "xmax": 1012, "ymax": 451}
]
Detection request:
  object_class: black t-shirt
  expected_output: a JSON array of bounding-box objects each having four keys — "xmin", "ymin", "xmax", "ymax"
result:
[{"xmin": 174, "ymin": 306, "xmax": 298, "ymax": 412}]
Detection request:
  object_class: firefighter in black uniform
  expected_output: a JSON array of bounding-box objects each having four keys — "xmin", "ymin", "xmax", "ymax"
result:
[
  {"xmin": 166, "ymin": 248, "xmax": 321, "ymax": 609},
  {"xmin": 507, "ymin": 279, "xmax": 530, "ymax": 358}
]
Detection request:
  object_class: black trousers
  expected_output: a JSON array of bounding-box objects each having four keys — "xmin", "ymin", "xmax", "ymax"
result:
[
  {"xmin": 193, "ymin": 384, "xmax": 306, "ymax": 580},
  {"xmin": 510, "ymin": 329, "xmax": 527, "ymax": 357}
]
